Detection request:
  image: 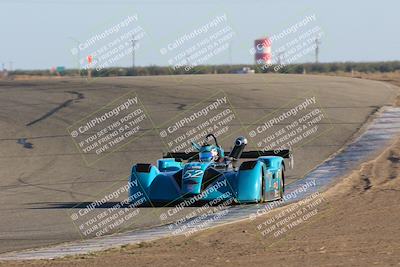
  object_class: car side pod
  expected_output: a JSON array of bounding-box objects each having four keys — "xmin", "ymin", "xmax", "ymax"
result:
[
  {"xmin": 235, "ymin": 160, "xmax": 263, "ymax": 203},
  {"xmin": 258, "ymin": 156, "xmax": 285, "ymax": 170},
  {"xmin": 129, "ymin": 163, "xmax": 159, "ymax": 204},
  {"xmin": 157, "ymin": 158, "xmax": 183, "ymax": 172}
]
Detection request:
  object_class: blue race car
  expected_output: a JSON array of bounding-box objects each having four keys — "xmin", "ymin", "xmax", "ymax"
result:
[{"xmin": 129, "ymin": 134, "xmax": 290, "ymax": 205}]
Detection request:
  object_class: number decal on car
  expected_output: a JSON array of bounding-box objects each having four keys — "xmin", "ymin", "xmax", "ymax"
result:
[{"xmin": 183, "ymin": 169, "xmax": 204, "ymax": 179}]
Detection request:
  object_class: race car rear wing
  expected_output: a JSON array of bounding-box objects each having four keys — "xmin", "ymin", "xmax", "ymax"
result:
[
  {"xmin": 163, "ymin": 152, "xmax": 198, "ymax": 160},
  {"xmin": 163, "ymin": 149, "xmax": 291, "ymax": 160},
  {"xmin": 240, "ymin": 149, "xmax": 291, "ymax": 159}
]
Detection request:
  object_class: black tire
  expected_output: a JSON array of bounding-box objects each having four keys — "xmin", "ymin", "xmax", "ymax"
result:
[
  {"xmin": 282, "ymin": 163, "xmax": 286, "ymax": 192},
  {"xmin": 279, "ymin": 166, "xmax": 285, "ymax": 198},
  {"xmin": 260, "ymin": 173, "xmax": 265, "ymax": 203}
]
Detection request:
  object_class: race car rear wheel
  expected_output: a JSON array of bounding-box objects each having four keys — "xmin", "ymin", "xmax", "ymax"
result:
[
  {"xmin": 260, "ymin": 175, "xmax": 265, "ymax": 203},
  {"xmin": 282, "ymin": 163, "xmax": 286, "ymax": 192},
  {"xmin": 279, "ymin": 166, "xmax": 285, "ymax": 199},
  {"xmin": 258, "ymin": 169, "xmax": 265, "ymax": 203}
]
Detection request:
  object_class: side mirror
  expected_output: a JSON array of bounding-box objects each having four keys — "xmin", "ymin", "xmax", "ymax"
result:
[{"xmin": 229, "ymin": 136, "xmax": 248, "ymax": 159}]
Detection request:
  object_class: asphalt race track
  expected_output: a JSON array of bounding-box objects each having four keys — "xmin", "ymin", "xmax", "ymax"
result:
[{"xmin": 0, "ymin": 74, "xmax": 397, "ymax": 253}]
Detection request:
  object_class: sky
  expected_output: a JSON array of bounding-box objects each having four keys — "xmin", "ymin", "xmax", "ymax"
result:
[{"xmin": 0, "ymin": 0, "xmax": 399, "ymax": 70}]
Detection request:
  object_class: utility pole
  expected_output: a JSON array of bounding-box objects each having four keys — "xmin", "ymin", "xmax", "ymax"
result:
[
  {"xmin": 9, "ymin": 61, "xmax": 13, "ymax": 72},
  {"xmin": 186, "ymin": 54, "xmax": 190, "ymax": 68},
  {"xmin": 315, "ymin": 38, "xmax": 321, "ymax": 63},
  {"xmin": 69, "ymin": 37, "xmax": 81, "ymax": 76},
  {"xmin": 229, "ymin": 41, "xmax": 232, "ymax": 65},
  {"xmin": 131, "ymin": 35, "xmax": 136, "ymax": 75},
  {"xmin": 277, "ymin": 51, "xmax": 284, "ymax": 65}
]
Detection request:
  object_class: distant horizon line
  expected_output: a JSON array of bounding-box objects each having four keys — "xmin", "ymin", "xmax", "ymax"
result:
[{"xmin": 5, "ymin": 60, "xmax": 400, "ymax": 71}]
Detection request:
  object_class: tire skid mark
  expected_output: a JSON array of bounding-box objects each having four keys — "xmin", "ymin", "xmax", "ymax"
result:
[{"xmin": 25, "ymin": 91, "xmax": 84, "ymax": 127}]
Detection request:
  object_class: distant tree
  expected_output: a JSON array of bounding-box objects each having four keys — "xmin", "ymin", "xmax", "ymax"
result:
[
  {"xmin": 310, "ymin": 63, "xmax": 328, "ymax": 73},
  {"xmin": 379, "ymin": 64, "xmax": 392, "ymax": 72},
  {"xmin": 329, "ymin": 63, "xmax": 339, "ymax": 72}
]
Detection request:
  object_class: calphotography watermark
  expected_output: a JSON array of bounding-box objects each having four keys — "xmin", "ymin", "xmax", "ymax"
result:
[
  {"xmin": 70, "ymin": 14, "xmax": 146, "ymax": 77},
  {"xmin": 67, "ymin": 92, "xmax": 153, "ymax": 165},
  {"xmin": 251, "ymin": 179, "xmax": 317, "ymax": 220},
  {"xmin": 249, "ymin": 14, "xmax": 324, "ymax": 72},
  {"xmin": 159, "ymin": 14, "xmax": 236, "ymax": 76},
  {"xmin": 167, "ymin": 194, "xmax": 233, "ymax": 237},
  {"xmin": 256, "ymin": 191, "xmax": 325, "ymax": 240},
  {"xmin": 69, "ymin": 180, "xmax": 146, "ymax": 239},
  {"xmin": 247, "ymin": 94, "xmax": 332, "ymax": 155},
  {"xmin": 158, "ymin": 91, "xmax": 241, "ymax": 155}
]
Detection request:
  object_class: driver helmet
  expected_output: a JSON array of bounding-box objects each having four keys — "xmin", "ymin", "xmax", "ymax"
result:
[{"xmin": 199, "ymin": 147, "xmax": 219, "ymax": 162}]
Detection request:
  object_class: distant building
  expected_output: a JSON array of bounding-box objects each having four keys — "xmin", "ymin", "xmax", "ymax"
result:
[
  {"xmin": 0, "ymin": 69, "xmax": 8, "ymax": 79},
  {"xmin": 235, "ymin": 67, "xmax": 255, "ymax": 74}
]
